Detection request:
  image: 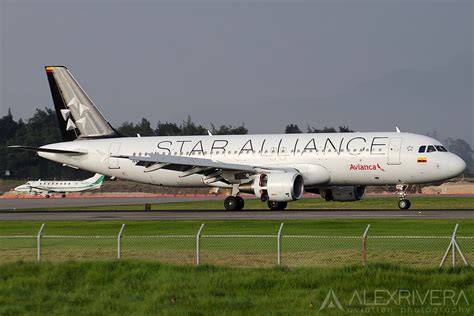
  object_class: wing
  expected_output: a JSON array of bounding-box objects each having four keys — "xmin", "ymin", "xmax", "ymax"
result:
[
  {"xmin": 114, "ymin": 153, "xmax": 296, "ymax": 184},
  {"xmin": 27, "ymin": 186, "xmax": 51, "ymax": 193}
]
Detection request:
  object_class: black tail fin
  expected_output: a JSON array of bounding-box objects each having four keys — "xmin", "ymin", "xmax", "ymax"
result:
[{"xmin": 45, "ymin": 66, "xmax": 121, "ymax": 141}]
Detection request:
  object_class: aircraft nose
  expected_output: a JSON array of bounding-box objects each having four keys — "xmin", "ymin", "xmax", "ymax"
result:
[{"xmin": 448, "ymin": 154, "xmax": 466, "ymax": 176}]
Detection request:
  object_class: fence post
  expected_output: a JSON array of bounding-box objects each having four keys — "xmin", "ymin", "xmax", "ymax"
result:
[
  {"xmin": 439, "ymin": 223, "xmax": 468, "ymax": 268},
  {"xmin": 196, "ymin": 223, "xmax": 205, "ymax": 266},
  {"xmin": 277, "ymin": 223, "xmax": 284, "ymax": 266},
  {"xmin": 452, "ymin": 224, "xmax": 458, "ymax": 268},
  {"xmin": 117, "ymin": 224, "xmax": 126, "ymax": 259},
  {"xmin": 362, "ymin": 224, "xmax": 371, "ymax": 267},
  {"xmin": 37, "ymin": 223, "xmax": 45, "ymax": 262}
]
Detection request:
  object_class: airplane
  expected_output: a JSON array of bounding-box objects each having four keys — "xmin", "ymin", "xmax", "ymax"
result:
[
  {"xmin": 14, "ymin": 173, "xmax": 105, "ymax": 198},
  {"xmin": 9, "ymin": 66, "xmax": 466, "ymax": 210}
]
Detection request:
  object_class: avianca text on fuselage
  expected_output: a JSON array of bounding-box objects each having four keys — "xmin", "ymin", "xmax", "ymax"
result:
[{"xmin": 349, "ymin": 163, "xmax": 386, "ymax": 172}]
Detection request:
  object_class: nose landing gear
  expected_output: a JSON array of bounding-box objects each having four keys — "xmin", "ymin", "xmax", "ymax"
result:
[{"xmin": 396, "ymin": 184, "xmax": 411, "ymax": 210}]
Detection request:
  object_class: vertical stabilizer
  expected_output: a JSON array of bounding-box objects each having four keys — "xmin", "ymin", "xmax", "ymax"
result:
[
  {"xmin": 45, "ymin": 66, "xmax": 121, "ymax": 140},
  {"xmin": 85, "ymin": 174, "xmax": 105, "ymax": 189}
]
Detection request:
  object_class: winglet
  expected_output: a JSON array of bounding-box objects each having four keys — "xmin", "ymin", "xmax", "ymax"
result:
[{"xmin": 396, "ymin": 126, "xmax": 401, "ymax": 133}]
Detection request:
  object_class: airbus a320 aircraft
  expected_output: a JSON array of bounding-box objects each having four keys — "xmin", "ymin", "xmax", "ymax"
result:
[
  {"xmin": 14, "ymin": 173, "xmax": 105, "ymax": 198},
  {"xmin": 10, "ymin": 66, "xmax": 466, "ymax": 210}
]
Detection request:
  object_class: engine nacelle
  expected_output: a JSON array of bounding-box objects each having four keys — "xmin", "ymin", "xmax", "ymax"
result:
[
  {"xmin": 321, "ymin": 186, "xmax": 366, "ymax": 202},
  {"xmin": 240, "ymin": 172, "xmax": 304, "ymax": 202}
]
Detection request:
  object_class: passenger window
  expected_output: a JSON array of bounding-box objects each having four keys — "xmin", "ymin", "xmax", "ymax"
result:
[
  {"xmin": 436, "ymin": 146, "xmax": 448, "ymax": 152},
  {"xmin": 427, "ymin": 145, "xmax": 436, "ymax": 153},
  {"xmin": 418, "ymin": 146, "xmax": 426, "ymax": 153}
]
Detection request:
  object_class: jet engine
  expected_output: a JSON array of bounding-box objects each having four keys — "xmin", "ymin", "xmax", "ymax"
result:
[
  {"xmin": 240, "ymin": 172, "xmax": 304, "ymax": 202},
  {"xmin": 320, "ymin": 186, "xmax": 366, "ymax": 202}
]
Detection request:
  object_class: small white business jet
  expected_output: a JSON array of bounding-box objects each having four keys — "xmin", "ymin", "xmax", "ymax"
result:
[
  {"xmin": 14, "ymin": 173, "xmax": 105, "ymax": 198},
  {"xmin": 10, "ymin": 66, "xmax": 466, "ymax": 210}
]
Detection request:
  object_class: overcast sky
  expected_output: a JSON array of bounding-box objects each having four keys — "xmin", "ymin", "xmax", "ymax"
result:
[{"xmin": 0, "ymin": 0, "xmax": 472, "ymax": 146}]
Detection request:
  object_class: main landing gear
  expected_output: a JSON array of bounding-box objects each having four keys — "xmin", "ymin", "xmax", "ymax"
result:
[
  {"xmin": 267, "ymin": 201, "xmax": 288, "ymax": 211},
  {"xmin": 224, "ymin": 196, "xmax": 245, "ymax": 211},
  {"xmin": 223, "ymin": 196, "xmax": 289, "ymax": 211},
  {"xmin": 223, "ymin": 184, "xmax": 289, "ymax": 211},
  {"xmin": 396, "ymin": 184, "xmax": 411, "ymax": 210},
  {"xmin": 224, "ymin": 184, "xmax": 245, "ymax": 211}
]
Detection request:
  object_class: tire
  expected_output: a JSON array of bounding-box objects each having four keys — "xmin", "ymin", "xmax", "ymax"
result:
[
  {"xmin": 398, "ymin": 199, "xmax": 411, "ymax": 210},
  {"xmin": 236, "ymin": 196, "xmax": 245, "ymax": 210},
  {"xmin": 61, "ymin": 194, "xmax": 66, "ymax": 198},
  {"xmin": 268, "ymin": 201, "xmax": 288, "ymax": 211},
  {"xmin": 45, "ymin": 195, "xmax": 50, "ymax": 198},
  {"xmin": 224, "ymin": 196, "xmax": 239, "ymax": 211}
]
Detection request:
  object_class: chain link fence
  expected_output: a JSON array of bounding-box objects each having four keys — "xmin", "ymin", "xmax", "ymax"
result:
[{"xmin": 0, "ymin": 223, "xmax": 472, "ymax": 268}]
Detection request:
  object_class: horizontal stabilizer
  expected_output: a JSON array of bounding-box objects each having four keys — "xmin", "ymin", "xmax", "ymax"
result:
[{"xmin": 8, "ymin": 145, "xmax": 86, "ymax": 156}]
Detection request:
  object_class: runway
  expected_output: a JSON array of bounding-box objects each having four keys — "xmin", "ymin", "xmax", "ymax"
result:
[
  {"xmin": 1, "ymin": 195, "xmax": 473, "ymax": 220},
  {"xmin": 0, "ymin": 209, "xmax": 472, "ymax": 220},
  {"xmin": 2, "ymin": 194, "xmax": 471, "ymax": 211},
  {"xmin": 0, "ymin": 196, "xmax": 224, "ymax": 211}
]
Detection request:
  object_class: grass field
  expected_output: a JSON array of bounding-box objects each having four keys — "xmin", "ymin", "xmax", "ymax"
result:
[
  {"xmin": 0, "ymin": 261, "xmax": 472, "ymax": 315},
  {"xmin": 1, "ymin": 219, "xmax": 473, "ymax": 268},
  {"xmin": 1, "ymin": 217, "xmax": 473, "ymax": 315},
  {"xmin": 25, "ymin": 196, "xmax": 474, "ymax": 211}
]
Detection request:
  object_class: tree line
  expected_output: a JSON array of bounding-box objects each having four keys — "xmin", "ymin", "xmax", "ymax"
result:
[{"xmin": 0, "ymin": 108, "xmax": 472, "ymax": 179}]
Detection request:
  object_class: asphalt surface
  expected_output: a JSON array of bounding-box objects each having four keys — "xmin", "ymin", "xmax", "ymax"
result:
[
  {"xmin": 2, "ymin": 194, "xmax": 472, "ymax": 211},
  {"xmin": 0, "ymin": 196, "xmax": 224, "ymax": 211},
  {"xmin": 1, "ymin": 196, "xmax": 473, "ymax": 220},
  {"xmin": 0, "ymin": 209, "xmax": 472, "ymax": 220}
]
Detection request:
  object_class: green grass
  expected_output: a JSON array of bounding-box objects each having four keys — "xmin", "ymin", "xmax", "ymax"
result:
[
  {"xmin": 0, "ymin": 261, "xmax": 472, "ymax": 315},
  {"xmin": 1, "ymin": 220, "xmax": 473, "ymax": 268},
  {"xmin": 25, "ymin": 196, "xmax": 474, "ymax": 211}
]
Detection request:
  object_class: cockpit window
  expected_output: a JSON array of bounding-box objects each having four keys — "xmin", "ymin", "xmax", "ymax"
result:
[
  {"xmin": 418, "ymin": 146, "xmax": 426, "ymax": 153},
  {"xmin": 427, "ymin": 145, "xmax": 436, "ymax": 153},
  {"xmin": 435, "ymin": 145, "xmax": 448, "ymax": 152}
]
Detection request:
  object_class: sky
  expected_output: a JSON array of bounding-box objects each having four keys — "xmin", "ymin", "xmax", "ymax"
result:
[{"xmin": 0, "ymin": 0, "xmax": 472, "ymax": 146}]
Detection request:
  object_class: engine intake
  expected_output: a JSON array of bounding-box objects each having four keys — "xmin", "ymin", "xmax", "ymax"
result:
[
  {"xmin": 240, "ymin": 172, "xmax": 304, "ymax": 202},
  {"xmin": 321, "ymin": 186, "xmax": 366, "ymax": 202}
]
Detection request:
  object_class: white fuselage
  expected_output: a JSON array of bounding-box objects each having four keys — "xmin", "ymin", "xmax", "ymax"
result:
[
  {"xmin": 15, "ymin": 176, "xmax": 103, "ymax": 195},
  {"xmin": 37, "ymin": 132, "xmax": 466, "ymax": 189}
]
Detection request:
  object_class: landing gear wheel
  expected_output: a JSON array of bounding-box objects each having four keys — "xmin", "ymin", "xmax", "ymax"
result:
[
  {"xmin": 267, "ymin": 201, "xmax": 288, "ymax": 211},
  {"xmin": 45, "ymin": 195, "xmax": 50, "ymax": 198},
  {"xmin": 61, "ymin": 194, "xmax": 66, "ymax": 198},
  {"xmin": 236, "ymin": 196, "xmax": 245, "ymax": 210},
  {"xmin": 396, "ymin": 184, "xmax": 412, "ymax": 210},
  {"xmin": 398, "ymin": 199, "xmax": 411, "ymax": 210},
  {"xmin": 224, "ymin": 196, "xmax": 240, "ymax": 211}
]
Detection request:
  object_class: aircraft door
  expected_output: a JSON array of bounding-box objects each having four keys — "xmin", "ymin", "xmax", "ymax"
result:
[
  {"xmin": 108, "ymin": 143, "xmax": 122, "ymax": 169},
  {"xmin": 387, "ymin": 138, "xmax": 402, "ymax": 165}
]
